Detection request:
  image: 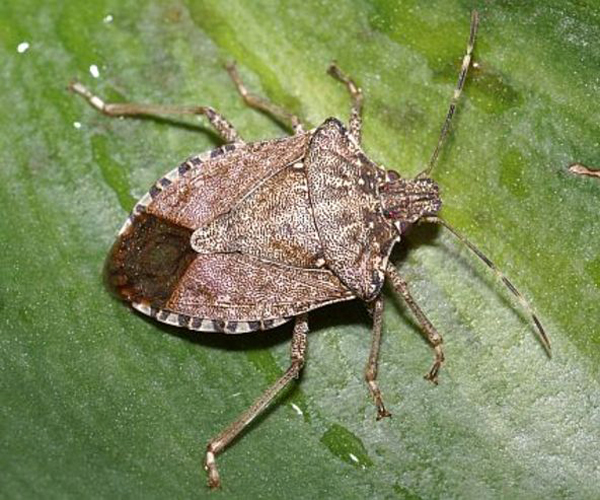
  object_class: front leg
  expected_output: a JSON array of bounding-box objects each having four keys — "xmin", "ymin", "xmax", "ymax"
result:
[
  {"xmin": 365, "ymin": 296, "xmax": 392, "ymax": 419},
  {"xmin": 386, "ymin": 265, "xmax": 445, "ymax": 384}
]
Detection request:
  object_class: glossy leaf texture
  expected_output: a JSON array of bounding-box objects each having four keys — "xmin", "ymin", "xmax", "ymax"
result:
[{"xmin": 1, "ymin": 1, "xmax": 599, "ymax": 498}]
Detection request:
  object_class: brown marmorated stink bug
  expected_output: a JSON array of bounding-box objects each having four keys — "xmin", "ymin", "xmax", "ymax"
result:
[{"xmin": 70, "ymin": 11, "xmax": 550, "ymax": 488}]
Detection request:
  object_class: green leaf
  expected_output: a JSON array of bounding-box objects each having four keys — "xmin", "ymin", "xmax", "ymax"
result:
[{"xmin": 1, "ymin": 1, "xmax": 599, "ymax": 498}]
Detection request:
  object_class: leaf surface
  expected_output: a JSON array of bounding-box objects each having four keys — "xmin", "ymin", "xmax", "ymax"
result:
[{"xmin": 1, "ymin": 1, "xmax": 599, "ymax": 498}]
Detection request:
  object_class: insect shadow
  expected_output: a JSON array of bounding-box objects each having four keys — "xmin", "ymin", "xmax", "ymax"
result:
[{"xmin": 95, "ymin": 107, "xmax": 225, "ymax": 146}]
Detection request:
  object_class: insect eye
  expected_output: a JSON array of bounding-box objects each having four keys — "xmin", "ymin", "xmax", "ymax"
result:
[
  {"xmin": 383, "ymin": 208, "xmax": 400, "ymax": 218},
  {"xmin": 386, "ymin": 170, "xmax": 400, "ymax": 182}
]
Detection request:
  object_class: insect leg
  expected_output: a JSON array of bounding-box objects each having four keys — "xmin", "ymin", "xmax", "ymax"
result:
[
  {"xmin": 68, "ymin": 81, "xmax": 241, "ymax": 143},
  {"xmin": 225, "ymin": 63, "xmax": 305, "ymax": 134},
  {"xmin": 204, "ymin": 314, "xmax": 309, "ymax": 489},
  {"xmin": 365, "ymin": 296, "xmax": 392, "ymax": 419},
  {"xmin": 386, "ymin": 265, "xmax": 445, "ymax": 384},
  {"xmin": 327, "ymin": 62, "xmax": 363, "ymax": 144}
]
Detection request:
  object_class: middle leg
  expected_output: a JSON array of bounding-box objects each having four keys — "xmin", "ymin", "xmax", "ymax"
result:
[
  {"xmin": 327, "ymin": 62, "xmax": 363, "ymax": 144},
  {"xmin": 226, "ymin": 63, "xmax": 305, "ymax": 134}
]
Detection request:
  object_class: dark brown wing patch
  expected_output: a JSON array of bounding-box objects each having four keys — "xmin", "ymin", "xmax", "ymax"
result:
[{"xmin": 106, "ymin": 212, "xmax": 196, "ymax": 308}]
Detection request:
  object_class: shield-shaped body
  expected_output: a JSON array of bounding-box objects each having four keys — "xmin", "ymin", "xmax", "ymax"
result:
[{"xmin": 107, "ymin": 118, "xmax": 400, "ymax": 332}]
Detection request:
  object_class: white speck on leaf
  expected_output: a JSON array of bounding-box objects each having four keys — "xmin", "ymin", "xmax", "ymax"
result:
[
  {"xmin": 103, "ymin": 14, "xmax": 113, "ymax": 24},
  {"xmin": 73, "ymin": 122, "xmax": 82, "ymax": 129},
  {"xmin": 89, "ymin": 64, "xmax": 100, "ymax": 78},
  {"xmin": 349, "ymin": 453, "xmax": 359, "ymax": 464},
  {"xmin": 17, "ymin": 42, "xmax": 30, "ymax": 54},
  {"xmin": 291, "ymin": 403, "xmax": 303, "ymax": 416}
]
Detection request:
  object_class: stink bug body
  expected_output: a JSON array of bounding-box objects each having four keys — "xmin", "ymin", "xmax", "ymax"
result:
[{"xmin": 70, "ymin": 11, "xmax": 549, "ymax": 489}]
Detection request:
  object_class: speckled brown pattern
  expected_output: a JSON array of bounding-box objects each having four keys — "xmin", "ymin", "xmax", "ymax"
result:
[
  {"xmin": 147, "ymin": 133, "xmax": 310, "ymax": 230},
  {"xmin": 108, "ymin": 117, "xmax": 442, "ymax": 329},
  {"xmin": 306, "ymin": 118, "xmax": 399, "ymax": 300}
]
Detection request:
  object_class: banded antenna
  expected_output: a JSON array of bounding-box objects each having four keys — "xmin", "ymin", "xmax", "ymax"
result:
[
  {"xmin": 422, "ymin": 216, "xmax": 551, "ymax": 355},
  {"xmin": 418, "ymin": 10, "xmax": 479, "ymax": 179}
]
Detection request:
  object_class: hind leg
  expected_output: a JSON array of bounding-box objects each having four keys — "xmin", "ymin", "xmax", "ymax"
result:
[{"xmin": 204, "ymin": 314, "xmax": 309, "ymax": 488}]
